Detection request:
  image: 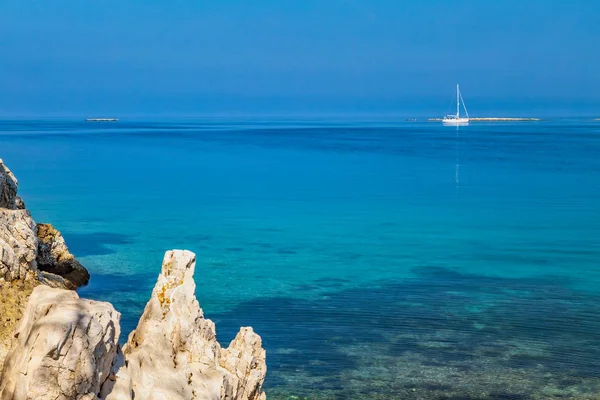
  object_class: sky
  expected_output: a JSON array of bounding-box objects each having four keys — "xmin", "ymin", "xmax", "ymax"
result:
[{"xmin": 0, "ymin": 0, "xmax": 599, "ymax": 116}]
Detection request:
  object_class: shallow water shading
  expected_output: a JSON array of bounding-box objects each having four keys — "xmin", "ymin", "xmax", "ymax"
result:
[
  {"xmin": 213, "ymin": 267, "xmax": 600, "ymax": 399},
  {"xmin": 1, "ymin": 119, "xmax": 600, "ymax": 398}
]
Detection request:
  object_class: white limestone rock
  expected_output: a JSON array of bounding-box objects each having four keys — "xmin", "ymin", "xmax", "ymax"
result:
[
  {"xmin": 106, "ymin": 250, "xmax": 267, "ymax": 400},
  {"xmin": 0, "ymin": 159, "xmax": 18, "ymax": 210},
  {"xmin": 0, "ymin": 209, "xmax": 38, "ymax": 281},
  {"xmin": 0, "ymin": 158, "xmax": 36, "ymax": 282},
  {"xmin": 0, "ymin": 159, "xmax": 88, "ymax": 288},
  {"xmin": 0, "ymin": 159, "xmax": 91, "ymax": 376},
  {"xmin": 0, "ymin": 285, "xmax": 121, "ymax": 400},
  {"xmin": 220, "ymin": 328, "xmax": 268, "ymax": 400},
  {"xmin": 1, "ymin": 159, "xmax": 267, "ymax": 398}
]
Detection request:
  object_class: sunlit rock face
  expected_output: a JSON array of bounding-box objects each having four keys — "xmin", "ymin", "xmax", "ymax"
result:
[
  {"xmin": 0, "ymin": 208, "xmax": 37, "ymax": 282},
  {"xmin": 1, "ymin": 158, "xmax": 92, "ymax": 367},
  {"xmin": 0, "ymin": 250, "xmax": 267, "ymax": 400},
  {"xmin": 0, "ymin": 158, "xmax": 89, "ymax": 287},
  {"xmin": 105, "ymin": 250, "xmax": 267, "ymax": 400},
  {"xmin": 0, "ymin": 286, "xmax": 121, "ymax": 400},
  {"xmin": 1, "ymin": 159, "xmax": 266, "ymax": 399}
]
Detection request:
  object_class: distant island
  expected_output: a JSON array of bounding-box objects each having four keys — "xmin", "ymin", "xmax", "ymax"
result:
[
  {"xmin": 428, "ymin": 117, "xmax": 540, "ymax": 122},
  {"xmin": 85, "ymin": 118, "xmax": 119, "ymax": 122}
]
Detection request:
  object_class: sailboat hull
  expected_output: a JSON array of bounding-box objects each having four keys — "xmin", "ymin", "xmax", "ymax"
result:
[
  {"xmin": 442, "ymin": 84, "xmax": 469, "ymax": 125},
  {"xmin": 442, "ymin": 117, "xmax": 469, "ymax": 125}
]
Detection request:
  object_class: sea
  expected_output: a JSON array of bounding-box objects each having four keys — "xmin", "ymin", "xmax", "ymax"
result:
[{"xmin": 1, "ymin": 118, "xmax": 599, "ymax": 399}]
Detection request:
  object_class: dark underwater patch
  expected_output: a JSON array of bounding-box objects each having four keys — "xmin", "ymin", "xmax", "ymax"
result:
[
  {"xmin": 62, "ymin": 231, "xmax": 134, "ymax": 257},
  {"xmin": 225, "ymin": 247, "xmax": 245, "ymax": 252},
  {"xmin": 185, "ymin": 233, "xmax": 212, "ymax": 242},
  {"xmin": 276, "ymin": 249, "xmax": 297, "ymax": 255},
  {"xmin": 212, "ymin": 266, "xmax": 600, "ymax": 399},
  {"xmin": 77, "ymin": 271, "xmax": 156, "ymax": 337}
]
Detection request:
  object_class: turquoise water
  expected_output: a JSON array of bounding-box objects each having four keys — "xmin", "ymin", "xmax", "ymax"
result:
[{"xmin": 2, "ymin": 119, "xmax": 600, "ymax": 399}]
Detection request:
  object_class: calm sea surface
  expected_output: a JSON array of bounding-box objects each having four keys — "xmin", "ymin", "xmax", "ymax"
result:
[{"xmin": 1, "ymin": 119, "xmax": 600, "ymax": 399}]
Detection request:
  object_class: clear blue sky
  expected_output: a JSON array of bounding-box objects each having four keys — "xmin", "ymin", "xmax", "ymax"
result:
[{"xmin": 0, "ymin": 0, "xmax": 599, "ymax": 116}]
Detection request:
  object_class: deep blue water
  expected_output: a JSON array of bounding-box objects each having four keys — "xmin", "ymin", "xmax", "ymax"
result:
[{"xmin": 2, "ymin": 119, "xmax": 600, "ymax": 399}]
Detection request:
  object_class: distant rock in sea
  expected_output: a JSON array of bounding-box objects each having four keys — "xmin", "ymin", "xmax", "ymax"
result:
[{"xmin": 0, "ymin": 158, "xmax": 266, "ymax": 400}]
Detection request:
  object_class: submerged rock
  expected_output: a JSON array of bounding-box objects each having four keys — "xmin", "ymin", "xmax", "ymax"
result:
[
  {"xmin": 106, "ymin": 250, "xmax": 267, "ymax": 400},
  {"xmin": 0, "ymin": 286, "xmax": 121, "ymax": 400},
  {"xmin": 36, "ymin": 223, "xmax": 90, "ymax": 288}
]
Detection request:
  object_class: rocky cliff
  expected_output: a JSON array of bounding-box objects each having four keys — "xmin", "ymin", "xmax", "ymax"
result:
[
  {"xmin": 0, "ymin": 251, "xmax": 267, "ymax": 400},
  {"xmin": 105, "ymin": 251, "xmax": 266, "ymax": 400},
  {"xmin": 0, "ymin": 159, "xmax": 267, "ymax": 399},
  {"xmin": 0, "ymin": 159, "xmax": 90, "ymax": 366},
  {"xmin": 0, "ymin": 286, "xmax": 121, "ymax": 400}
]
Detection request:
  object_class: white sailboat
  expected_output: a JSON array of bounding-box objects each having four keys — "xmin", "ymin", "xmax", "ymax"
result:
[{"xmin": 443, "ymin": 84, "xmax": 469, "ymax": 125}]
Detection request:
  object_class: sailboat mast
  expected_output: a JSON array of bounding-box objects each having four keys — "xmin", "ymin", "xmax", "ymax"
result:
[{"xmin": 456, "ymin": 84, "xmax": 460, "ymax": 118}]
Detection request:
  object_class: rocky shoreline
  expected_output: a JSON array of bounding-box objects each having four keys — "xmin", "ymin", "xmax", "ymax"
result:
[{"xmin": 0, "ymin": 159, "xmax": 267, "ymax": 400}]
